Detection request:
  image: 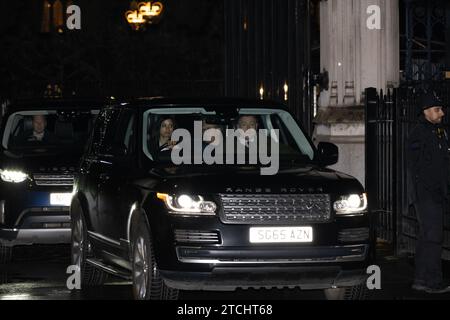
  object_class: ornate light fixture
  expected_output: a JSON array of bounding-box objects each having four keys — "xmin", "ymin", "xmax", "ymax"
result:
[{"xmin": 125, "ymin": 1, "xmax": 164, "ymax": 31}]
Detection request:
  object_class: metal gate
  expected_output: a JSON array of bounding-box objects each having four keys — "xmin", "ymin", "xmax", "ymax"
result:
[
  {"xmin": 365, "ymin": 88, "xmax": 396, "ymax": 244},
  {"xmin": 365, "ymin": 82, "xmax": 450, "ymax": 259},
  {"xmin": 224, "ymin": 0, "xmax": 313, "ymax": 134}
]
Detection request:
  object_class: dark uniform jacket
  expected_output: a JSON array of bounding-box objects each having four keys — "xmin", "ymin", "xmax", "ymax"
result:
[
  {"xmin": 407, "ymin": 117, "xmax": 450, "ymax": 204},
  {"xmin": 14, "ymin": 130, "xmax": 57, "ymax": 145}
]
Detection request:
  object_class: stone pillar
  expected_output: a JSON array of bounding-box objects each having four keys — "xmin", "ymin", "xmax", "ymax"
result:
[{"xmin": 314, "ymin": 0, "xmax": 400, "ymax": 186}]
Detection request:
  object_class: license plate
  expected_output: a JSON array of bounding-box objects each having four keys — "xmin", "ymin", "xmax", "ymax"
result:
[
  {"xmin": 249, "ymin": 227, "xmax": 313, "ymax": 243},
  {"xmin": 50, "ymin": 193, "xmax": 72, "ymax": 206}
]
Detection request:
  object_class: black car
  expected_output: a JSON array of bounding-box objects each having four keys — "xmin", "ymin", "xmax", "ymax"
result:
[
  {"xmin": 72, "ymin": 98, "xmax": 375, "ymax": 300},
  {"xmin": 0, "ymin": 99, "xmax": 102, "ymax": 263}
]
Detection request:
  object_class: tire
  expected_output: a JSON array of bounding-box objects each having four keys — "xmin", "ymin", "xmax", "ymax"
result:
[
  {"xmin": 70, "ymin": 201, "xmax": 108, "ymax": 288},
  {"xmin": 131, "ymin": 218, "xmax": 179, "ymax": 300},
  {"xmin": 324, "ymin": 283, "xmax": 369, "ymax": 300},
  {"xmin": 0, "ymin": 243, "xmax": 12, "ymax": 265}
]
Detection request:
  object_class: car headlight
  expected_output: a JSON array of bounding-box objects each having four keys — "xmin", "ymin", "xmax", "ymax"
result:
[
  {"xmin": 333, "ymin": 193, "xmax": 367, "ymax": 214},
  {"xmin": 156, "ymin": 193, "xmax": 217, "ymax": 215},
  {"xmin": 0, "ymin": 169, "xmax": 28, "ymax": 183}
]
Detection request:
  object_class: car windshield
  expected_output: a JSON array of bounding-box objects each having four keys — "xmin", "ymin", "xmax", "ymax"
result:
[
  {"xmin": 3, "ymin": 110, "xmax": 99, "ymax": 153},
  {"xmin": 142, "ymin": 107, "xmax": 316, "ymax": 168}
]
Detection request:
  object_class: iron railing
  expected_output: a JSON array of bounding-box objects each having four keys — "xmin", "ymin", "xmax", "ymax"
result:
[{"xmin": 365, "ymin": 81, "xmax": 450, "ymax": 259}]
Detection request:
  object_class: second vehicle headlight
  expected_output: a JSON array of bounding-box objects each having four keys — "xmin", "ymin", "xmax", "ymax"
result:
[
  {"xmin": 156, "ymin": 193, "xmax": 217, "ymax": 215},
  {"xmin": 0, "ymin": 169, "xmax": 28, "ymax": 183},
  {"xmin": 333, "ymin": 193, "xmax": 368, "ymax": 214}
]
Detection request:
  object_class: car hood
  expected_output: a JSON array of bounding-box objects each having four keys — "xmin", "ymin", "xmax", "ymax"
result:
[
  {"xmin": 140, "ymin": 165, "xmax": 364, "ymax": 195},
  {"xmin": 0, "ymin": 149, "xmax": 79, "ymax": 174}
]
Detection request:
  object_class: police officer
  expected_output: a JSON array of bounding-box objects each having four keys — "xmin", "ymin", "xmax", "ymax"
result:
[{"xmin": 407, "ymin": 91, "xmax": 450, "ymax": 293}]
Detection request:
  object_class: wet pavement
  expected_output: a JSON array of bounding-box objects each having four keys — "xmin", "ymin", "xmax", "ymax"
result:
[{"xmin": 1, "ymin": 242, "xmax": 450, "ymax": 300}]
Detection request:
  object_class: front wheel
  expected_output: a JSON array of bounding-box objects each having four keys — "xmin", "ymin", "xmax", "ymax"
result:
[
  {"xmin": 70, "ymin": 201, "xmax": 108, "ymax": 287},
  {"xmin": 131, "ymin": 219, "xmax": 178, "ymax": 300}
]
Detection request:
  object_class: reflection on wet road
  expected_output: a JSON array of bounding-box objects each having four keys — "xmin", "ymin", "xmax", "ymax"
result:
[
  {"xmin": 0, "ymin": 245, "xmax": 134, "ymax": 300},
  {"xmin": 0, "ymin": 245, "xmax": 325, "ymax": 300},
  {"xmin": 1, "ymin": 244, "xmax": 450, "ymax": 300}
]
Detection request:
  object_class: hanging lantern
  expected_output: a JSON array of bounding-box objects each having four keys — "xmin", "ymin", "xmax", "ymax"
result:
[{"xmin": 125, "ymin": 1, "xmax": 164, "ymax": 31}]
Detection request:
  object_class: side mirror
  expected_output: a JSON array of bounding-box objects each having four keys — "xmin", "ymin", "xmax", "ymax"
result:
[{"xmin": 317, "ymin": 142, "xmax": 339, "ymax": 166}]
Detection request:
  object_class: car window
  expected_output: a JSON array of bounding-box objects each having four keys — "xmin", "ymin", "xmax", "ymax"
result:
[
  {"xmin": 3, "ymin": 110, "xmax": 99, "ymax": 152},
  {"xmin": 142, "ymin": 107, "xmax": 315, "ymax": 164},
  {"xmin": 112, "ymin": 109, "xmax": 136, "ymax": 156}
]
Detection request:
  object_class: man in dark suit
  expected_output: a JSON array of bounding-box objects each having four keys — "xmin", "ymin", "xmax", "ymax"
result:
[
  {"xmin": 16, "ymin": 115, "xmax": 57, "ymax": 145},
  {"xmin": 407, "ymin": 91, "xmax": 450, "ymax": 294}
]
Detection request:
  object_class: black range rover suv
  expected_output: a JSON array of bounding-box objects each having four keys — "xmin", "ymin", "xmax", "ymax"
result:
[
  {"xmin": 71, "ymin": 98, "xmax": 375, "ymax": 300},
  {"xmin": 0, "ymin": 99, "xmax": 101, "ymax": 263}
]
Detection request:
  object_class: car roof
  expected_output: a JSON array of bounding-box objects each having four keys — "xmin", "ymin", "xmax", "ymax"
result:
[
  {"xmin": 4, "ymin": 98, "xmax": 109, "ymax": 113},
  {"xmin": 118, "ymin": 97, "xmax": 289, "ymax": 109}
]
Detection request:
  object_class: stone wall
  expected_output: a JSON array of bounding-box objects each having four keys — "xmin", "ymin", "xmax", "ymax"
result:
[
  {"xmin": 315, "ymin": 0, "xmax": 400, "ymax": 189},
  {"xmin": 313, "ymin": 106, "xmax": 365, "ymax": 187}
]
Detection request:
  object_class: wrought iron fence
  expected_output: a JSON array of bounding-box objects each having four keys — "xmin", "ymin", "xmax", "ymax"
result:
[
  {"xmin": 365, "ymin": 81, "xmax": 450, "ymax": 259},
  {"xmin": 365, "ymin": 88, "xmax": 396, "ymax": 244}
]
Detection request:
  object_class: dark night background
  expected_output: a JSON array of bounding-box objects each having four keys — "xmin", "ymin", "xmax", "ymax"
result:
[
  {"xmin": 0, "ymin": 0, "xmax": 225, "ymax": 99},
  {"xmin": 0, "ymin": 0, "xmax": 450, "ymax": 301},
  {"xmin": 4, "ymin": 0, "xmax": 447, "ymax": 136}
]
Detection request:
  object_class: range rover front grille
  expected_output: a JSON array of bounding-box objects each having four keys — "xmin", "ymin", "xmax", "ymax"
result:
[
  {"xmin": 33, "ymin": 174, "xmax": 74, "ymax": 186},
  {"xmin": 219, "ymin": 194, "xmax": 331, "ymax": 224}
]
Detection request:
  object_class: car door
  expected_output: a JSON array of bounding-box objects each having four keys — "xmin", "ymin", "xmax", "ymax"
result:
[
  {"xmin": 81, "ymin": 108, "xmax": 121, "ymax": 237},
  {"xmin": 97, "ymin": 108, "xmax": 137, "ymax": 243},
  {"xmin": 79, "ymin": 109, "xmax": 107, "ymax": 234}
]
